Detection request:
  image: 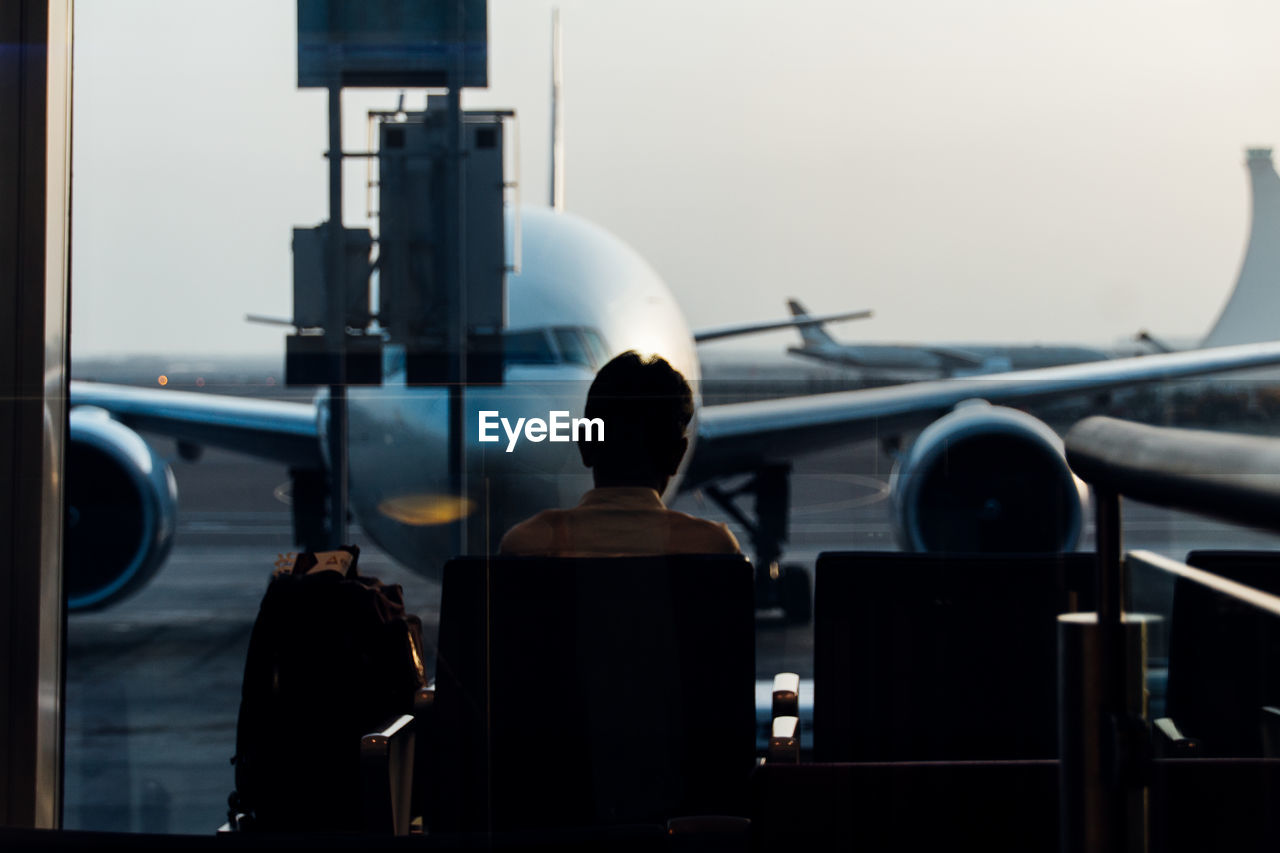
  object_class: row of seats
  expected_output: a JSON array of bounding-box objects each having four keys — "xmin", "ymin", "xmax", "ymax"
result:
[
  {"xmin": 356, "ymin": 552, "xmax": 1087, "ymax": 844},
  {"xmin": 1149, "ymin": 551, "xmax": 1280, "ymax": 853},
  {"xmin": 351, "ymin": 549, "xmax": 1280, "ymax": 849}
]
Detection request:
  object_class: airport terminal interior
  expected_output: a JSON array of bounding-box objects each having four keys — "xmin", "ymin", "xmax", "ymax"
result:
[{"xmin": 10, "ymin": 1, "xmax": 1280, "ymax": 851}]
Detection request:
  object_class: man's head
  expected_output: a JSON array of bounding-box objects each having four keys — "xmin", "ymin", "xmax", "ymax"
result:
[{"xmin": 579, "ymin": 351, "xmax": 694, "ymax": 492}]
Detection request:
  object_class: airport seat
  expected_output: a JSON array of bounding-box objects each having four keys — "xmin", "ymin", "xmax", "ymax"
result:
[
  {"xmin": 1160, "ymin": 551, "xmax": 1280, "ymax": 757},
  {"xmin": 1143, "ymin": 552, "xmax": 1280, "ymax": 851},
  {"xmin": 420, "ymin": 554, "xmax": 757, "ymax": 834},
  {"xmin": 812, "ymin": 551, "xmax": 1095, "ymax": 762},
  {"xmin": 1149, "ymin": 757, "xmax": 1280, "ymax": 853}
]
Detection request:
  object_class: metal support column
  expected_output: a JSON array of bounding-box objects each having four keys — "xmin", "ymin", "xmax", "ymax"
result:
[
  {"xmin": 0, "ymin": 0, "xmax": 72, "ymax": 827},
  {"xmin": 1097, "ymin": 489, "xmax": 1125, "ymax": 704},
  {"xmin": 446, "ymin": 1, "xmax": 469, "ymax": 555},
  {"xmin": 1060, "ymin": 489, "xmax": 1146, "ymax": 852},
  {"xmin": 326, "ymin": 83, "xmax": 348, "ymax": 548}
]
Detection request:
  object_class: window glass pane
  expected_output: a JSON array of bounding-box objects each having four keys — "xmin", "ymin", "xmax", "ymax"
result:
[{"xmin": 580, "ymin": 328, "xmax": 611, "ymax": 368}]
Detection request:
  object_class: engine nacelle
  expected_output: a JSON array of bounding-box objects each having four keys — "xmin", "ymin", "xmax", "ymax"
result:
[
  {"xmin": 890, "ymin": 401, "xmax": 1087, "ymax": 553},
  {"xmin": 66, "ymin": 407, "xmax": 178, "ymax": 611}
]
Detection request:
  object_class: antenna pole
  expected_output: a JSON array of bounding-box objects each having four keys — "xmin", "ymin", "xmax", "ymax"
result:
[{"xmin": 549, "ymin": 7, "xmax": 564, "ymax": 211}]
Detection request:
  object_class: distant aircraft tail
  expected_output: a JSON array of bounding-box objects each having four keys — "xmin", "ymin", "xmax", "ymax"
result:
[
  {"xmin": 1203, "ymin": 148, "xmax": 1280, "ymax": 347},
  {"xmin": 788, "ymin": 299, "xmax": 837, "ymax": 348}
]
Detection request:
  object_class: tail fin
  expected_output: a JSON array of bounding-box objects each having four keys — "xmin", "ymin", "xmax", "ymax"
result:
[
  {"xmin": 788, "ymin": 299, "xmax": 837, "ymax": 348},
  {"xmin": 1203, "ymin": 148, "xmax": 1280, "ymax": 346}
]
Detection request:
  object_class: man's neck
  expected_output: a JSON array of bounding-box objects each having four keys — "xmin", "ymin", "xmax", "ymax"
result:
[{"xmin": 592, "ymin": 473, "xmax": 669, "ymax": 494}]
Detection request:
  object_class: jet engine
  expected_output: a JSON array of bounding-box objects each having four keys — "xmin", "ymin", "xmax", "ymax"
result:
[
  {"xmin": 890, "ymin": 401, "xmax": 1087, "ymax": 553},
  {"xmin": 66, "ymin": 407, "xmax": 178, "ymax": 611}
]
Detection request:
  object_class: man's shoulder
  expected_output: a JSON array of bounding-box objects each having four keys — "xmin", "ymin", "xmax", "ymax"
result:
[
  {"xmin": 664, "ymin": 509, "xmax": 742, "ymax": 554},
  {"xmin": 498, "ymin": 509, "xmax": 563, "ymax": 555}
]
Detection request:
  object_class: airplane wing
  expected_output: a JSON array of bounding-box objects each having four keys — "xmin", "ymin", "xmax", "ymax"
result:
[
  {"xmin": 693, "ymin": 308, "xmax": 872, "ymax": 343},
  {"xmin": 686, "ymin": 341, "xmax": 1280, "ymax": 485},
  {"xmin": 69, "ymin": 381, "xmax": 322, "ymax": 468},
  {"xmin": 71, "ymin": 342, "xmax": 1280, "ymax": 485}
]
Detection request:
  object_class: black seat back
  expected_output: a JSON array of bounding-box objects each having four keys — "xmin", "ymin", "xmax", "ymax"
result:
[
  {"xmin": 750, "ymin": 760, "xmax": 1060, "ymax": 852},
  {"xmin": 425, "ymin": 555, "xmax": 756, "ymax": 832},
  {"xmin": 814, "ymin": 551, "xmax": 1095, "ymax": 761},
  {"xmin": 1162, "ymin": 551, "xmax": 1280, "ymax": 756}
]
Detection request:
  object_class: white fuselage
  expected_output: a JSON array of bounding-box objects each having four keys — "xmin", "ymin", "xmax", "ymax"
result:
[{"xmin": 334, "ymin": 207, "xmax": 700, "ymax": 579}]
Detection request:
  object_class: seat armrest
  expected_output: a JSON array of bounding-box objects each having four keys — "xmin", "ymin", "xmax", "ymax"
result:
[
  {"xmin": 414, "ymin": 685, "xmax": 434, "ymax": 722},
  {"xmin": 412, "ymin": 686, "xmax": 433, "ymax": 821},
  {"xmin": 768, "ymin": 716, "xmax": 800, "ymax": 764},
  {"xmin": 1152, "ymin": 716, "xmax": 1199, "ymax": 757},
  {"xmin": 771, "ymin": 673, "xmax": 799, "ymax": 719},
  {"xmin": 767, "ymin": 673, "xmax": 801, "ymax": 761},
  {"xmin": 361, "ymin": 713, "xmax": 416, "ymax": 835}
]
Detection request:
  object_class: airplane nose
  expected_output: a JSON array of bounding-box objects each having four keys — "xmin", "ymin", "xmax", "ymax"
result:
[
  {"xmin": 343, "ymin": 375, "xmax": 596, "ymax": 568},
  {"xmin": 346, "ymin": 389, "xmax": 477, "ymax": 527}
]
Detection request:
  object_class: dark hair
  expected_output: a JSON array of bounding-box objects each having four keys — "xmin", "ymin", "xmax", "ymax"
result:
[{"xmin": 583, "ymin": 351, "xmax": 693, "ymax": 469}]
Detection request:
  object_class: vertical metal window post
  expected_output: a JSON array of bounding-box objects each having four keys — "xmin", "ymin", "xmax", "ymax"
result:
[
  {"xmin": 326, "ymin": 82, "xmax": 348, "ymax": 548},
  {"xmin": 446, "ymin": 0, "xmax": 469, "ymax": 556},
  {"xmin": 0, "ymin": 0, "xmax": 72, "ymax": 828},
  {"xmin": 1060, "ymin": 488, "xmax": 1146, "ymax": 853}
]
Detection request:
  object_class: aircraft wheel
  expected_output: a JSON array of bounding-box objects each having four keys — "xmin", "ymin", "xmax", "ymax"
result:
[{"xmin": 781, "ymin": 565, "xmax": 812, "ymax": 625}]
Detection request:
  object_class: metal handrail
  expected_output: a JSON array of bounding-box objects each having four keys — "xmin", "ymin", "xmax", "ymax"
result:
[
  {"xmin": 1065, "ymin": 415, "xmax": 1280, "ymax": 533},
  {"xmin": 1126, "ymin": 549, "xmax": 1280, "ymax": 618},
  {"xmin": 1059, "ymin": 415, "xmax": 1280, "ymax": 853}
]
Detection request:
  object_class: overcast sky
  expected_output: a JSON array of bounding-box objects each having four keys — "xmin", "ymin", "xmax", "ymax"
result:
[{"xmin": 71, "ymin": 0, "xmax": 1280, "ymax": 358}]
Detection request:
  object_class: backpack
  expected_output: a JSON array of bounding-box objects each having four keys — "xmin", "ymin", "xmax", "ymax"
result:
[{"xmin": 230, "ymin": 545, "xmax": 426, "ymax": 832}]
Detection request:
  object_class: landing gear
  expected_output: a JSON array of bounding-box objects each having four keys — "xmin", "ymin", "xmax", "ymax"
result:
[
  {"xmin": 704, "ymin": 463, "xmax": 812, "ymax": 625},
  {"xmin": 289, "ymin": 466, "xmax": 330, "ymax": 551}
]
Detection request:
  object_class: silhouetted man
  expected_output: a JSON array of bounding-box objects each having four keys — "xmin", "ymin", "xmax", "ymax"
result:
[{"xmin": 499, "ymin": 351, "xmax": 741, "ymax": 556}]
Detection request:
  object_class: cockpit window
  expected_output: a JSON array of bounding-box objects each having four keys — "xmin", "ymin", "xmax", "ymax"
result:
[
  {"xmin": 580, "ymin": 328, "xmax": 612, "ymax": 368},
  {"xmin": 552, "ymin": 328, "xmax": 593, "ymax": 368},
  {"xmin": 504, "ymin": 327, "xmax": 611, "ymax": 368},
  {"xmin": 503, "ymin": 329, "xmax": 558, "ymax": 365}
]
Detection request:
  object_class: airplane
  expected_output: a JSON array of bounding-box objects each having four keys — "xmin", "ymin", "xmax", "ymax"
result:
[
  {"xmin": 783, "ymin": 298, "xmax": 1114, "ymax": 378},
  {"xmin": 61, "ymin": 19, "xmax": 1280, "ymax": 622},
  {"xmin": 65, "ymin": 190, "xmax": 1280, "ymax": 620},
  {"xmin": 787, "ymin": 147, "xmax": 1280, "ymax": 375}
]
